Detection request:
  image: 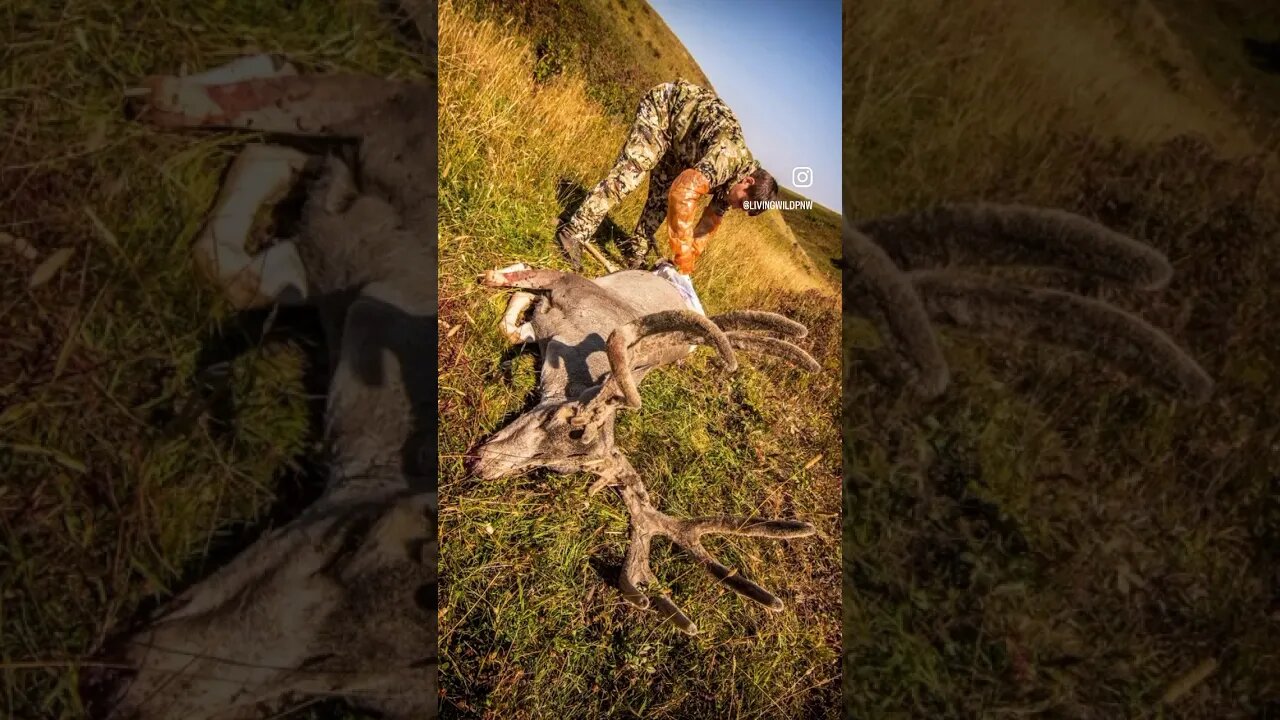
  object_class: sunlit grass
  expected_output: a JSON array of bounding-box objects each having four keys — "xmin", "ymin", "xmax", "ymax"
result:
[{"xmin": 437, "ymin": 1, "xmax": 841, "ymax": 717}]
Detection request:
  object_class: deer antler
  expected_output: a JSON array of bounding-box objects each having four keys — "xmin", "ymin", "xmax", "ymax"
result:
[
  {"xmin": 844, "ymin": 223, "xmax": 950, "ymax": 397},
  {"xmin": 545, "ymin": 306, "xmax": 821, "ymax": 634},
  {"xmin": 569, "ymin": 310, "xmax": 737, "ymax": 437},
  {"xmin": 706, "ymin": 310, "xmax": 822, "ymax": 371},
  {"xmin": 910, "ymin": 269, "xmax": 1214, "ymax": 402},
  {"xmin": 604, "ymin": 454, "xmax": 815, "ymax": 635},
  {"xmin": 859, "ymin": 202, "xmax": 1174, "ymax": 288},
  {"xmin": 567, "ymin": 310, "xmax": 820, "ymax": 633},
  {"xmin": 572, "ymin": 308, "xmax": 824, "ymax": 433},
  {"xmin": 609, "ymin": 310, "xmax": 738, "ymax": 407},
  {"xmin": 845, "ymin": 203, "xmax": 1214, "ymax": 402},
  {"xmin": 709, "ymin": 310, "xmax": 809, "ymax": 337},
  {"xmin": 723, "ymin": 332, "xmax": 822, "ymax": 372}
]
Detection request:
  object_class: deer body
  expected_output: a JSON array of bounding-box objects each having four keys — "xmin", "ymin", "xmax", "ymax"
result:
[{"xmin": 525, "ymin": 269, "xmax": 690, "ymax": 399}]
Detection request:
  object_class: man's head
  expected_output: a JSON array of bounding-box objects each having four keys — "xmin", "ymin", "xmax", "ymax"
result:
[{"xmin": 727, "ymin": 168, "xmax": 778, "ymax": 216}]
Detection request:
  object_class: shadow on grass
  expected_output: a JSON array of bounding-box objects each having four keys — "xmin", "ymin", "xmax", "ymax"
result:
[
  {"xmin": 142, "ymin": 304, "xmax": 332, "ymax": 598},
  {"xmin": 117, "ymin": 305, "xmax": 370, "ymax": 719},
  {"xmin": 587, "ymin": 554, "xmax": 625, "ymax": 595}
]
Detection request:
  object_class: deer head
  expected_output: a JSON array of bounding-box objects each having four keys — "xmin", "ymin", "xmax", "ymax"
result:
[{"xmin": 467, "ymin": 399, "xmax": 609, "ymax": 479}]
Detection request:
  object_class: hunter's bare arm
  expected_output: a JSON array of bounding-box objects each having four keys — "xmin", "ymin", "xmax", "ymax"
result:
[
  {"xmin": 667, "ymin": 168, "xmax": 719, "ymax": 273},
  {"xmin": 694, "ymin": 202, "xmax": 724, "ymax": 241}
]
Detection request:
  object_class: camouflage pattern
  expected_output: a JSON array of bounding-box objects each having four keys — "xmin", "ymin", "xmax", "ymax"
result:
[{"xmin": 561, "ymin": 79, "xmax": 758, "ymax": 265}]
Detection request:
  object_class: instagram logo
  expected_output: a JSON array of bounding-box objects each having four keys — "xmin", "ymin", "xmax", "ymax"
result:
[{"xmin": 791, "ymin": 166, "xmax": 813, "ymax": 188}]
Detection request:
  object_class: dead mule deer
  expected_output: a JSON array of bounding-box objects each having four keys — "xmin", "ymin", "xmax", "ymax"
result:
[
  {"xmin": 83, "ymin": 38, "xmax": 438, "ymax": 720},
  {"xmin": 472, "ymin": 262, "xmax": 823, "ymax": 634}
]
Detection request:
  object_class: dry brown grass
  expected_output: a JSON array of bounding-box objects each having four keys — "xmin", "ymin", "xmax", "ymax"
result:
[
  {"xmin": 456, "ymin": 0, "xmax": 714, "ymax": 117},
  {"xmin": 844, "ymin": 0, "xmax": 1262, "ymax": 222}
]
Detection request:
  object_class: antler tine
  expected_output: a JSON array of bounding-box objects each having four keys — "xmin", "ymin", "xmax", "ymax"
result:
[
  {"xmin": 617, "ymin": 311, "xmax": 738, "ymax": 404},
  {"xmin": 569, "ymin": 310, "xmax": 737, "ymax": 440},
  {"xmin": 675, "ymin": 515, "xmax": 815, "ymax": 611},
  {"xmin": 910, "ymin": 269, "xmax": 1214, "ymax": 404},
  {"xmin": 611, "ymin": 458, "xmax": 815, "ymax": 635},
  {"xmin": 577, "ymin": 309, "xmax": 737, "ymax": 414},
  {"xmin": 725, "ymin": 332, "xmax": 822, "ymax": 373},
  {"xmin": 857, "ymin": 202, "xmax": 1174, "ymax": 290},
  {"xmin": 710, "ymin": 310, "xmax": 808, "ymax": 338},
  {"xmin": 845, "ymin": 220, "xmax": 951, "ymax": 398}
]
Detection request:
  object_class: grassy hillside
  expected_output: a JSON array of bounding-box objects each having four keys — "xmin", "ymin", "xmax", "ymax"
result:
[
  {"xmin": 779, "ymin": 188, "xmax": 842, "ymax": 282},
  {"xmin": 438, "ymin": 0, "xmax": 840, "ymax": 717},
  {"xmin": 1138, "ymin": 0, "xmax": 1280, "ymax": 143},
  {"xmin": 0, "ymin": 3, "xmax": 427, "ymax": 718},
  {"xmin": 456, "ymin": 0, "xmax": 713, "ymax": 118},
  {"xmin": 843, "ymin": 1, "xmax": 1279, "ymax": 717},
  {"xmin": 457, "ymin": 0, "xmax": 845, "ymax": 281}
]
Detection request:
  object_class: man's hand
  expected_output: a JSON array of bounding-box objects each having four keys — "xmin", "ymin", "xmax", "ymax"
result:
[{"xmin": 556, "ymin": 223, "xmax": 584, "ymax": 271}]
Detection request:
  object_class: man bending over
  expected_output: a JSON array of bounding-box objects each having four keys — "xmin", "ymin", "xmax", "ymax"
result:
[{"xmin": 557, "ymin": 79, "xmax": 779, "ymax": 275}]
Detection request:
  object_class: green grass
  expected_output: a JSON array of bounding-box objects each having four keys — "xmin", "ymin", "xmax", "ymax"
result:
[
  {"xmin": 843, "ymin": 1, "xmax": 1280, "ymax": 717},
  {"xmin": 778, "ymin": 188, "xmax": 842, "ymax": 282},
  {"xmin": 438, "ymin": 1, "xmax": 840, "ymax": 717},
  {"xmin": 0, "ymin": 1, "xmax": 426, "ymax": 718}
]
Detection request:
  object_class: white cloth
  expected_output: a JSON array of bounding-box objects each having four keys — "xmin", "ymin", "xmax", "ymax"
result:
[{"xmin": 652, "ymin": 260, "xmax": 706, "ymax": 316}]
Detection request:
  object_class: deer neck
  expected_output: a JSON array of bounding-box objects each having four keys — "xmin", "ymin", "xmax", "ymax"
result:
[{"xmin": 323, "ymin": 279, "xmax": 435, "ymax": 496}]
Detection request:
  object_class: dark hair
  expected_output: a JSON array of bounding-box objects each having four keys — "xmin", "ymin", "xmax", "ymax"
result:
[{"xmin": 745, "ymin": 168, "xmax": 778, "ymax": 216}]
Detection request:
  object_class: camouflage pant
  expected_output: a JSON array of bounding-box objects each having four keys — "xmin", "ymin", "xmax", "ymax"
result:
[{"xmin": 561, "ymin": 85, "xmax": 675, "ymax": 266}]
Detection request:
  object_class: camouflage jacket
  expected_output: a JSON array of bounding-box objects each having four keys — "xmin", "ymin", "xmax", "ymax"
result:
[{"xmin": 656, "ymin": 79, "xmax": 759, "ymax": 207}]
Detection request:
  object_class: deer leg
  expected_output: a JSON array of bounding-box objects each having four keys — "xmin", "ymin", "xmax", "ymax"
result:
[
  {"xmin": 185, "ymin": 53, "xmax": 298, "ymax": 84},
  {"xmin": 138, "ymin": 67, "xmax": 405, "ymax": 137},
  {"xmin": 476, "ymin": 261, "xmax": 529, "ymax": 285},
  {"xmin": 500, "ymin": 291, "xmax": 537, "ymax": 344},
  {"xmin": 131, "ymin": 53, "xmax": 293, "ymax": 124},
  {"xmin": 192, "ymin": 144, "xmax": 312, "ymax": 309},
  {"xmin": 478, "ymin": 263, "xmax": 573, "ymax": 289}
]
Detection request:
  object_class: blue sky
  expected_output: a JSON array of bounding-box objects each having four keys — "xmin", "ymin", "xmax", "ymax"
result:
[{"xmin": 648, "ymin": 0, "xmax": 841, "ymax": 212}]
